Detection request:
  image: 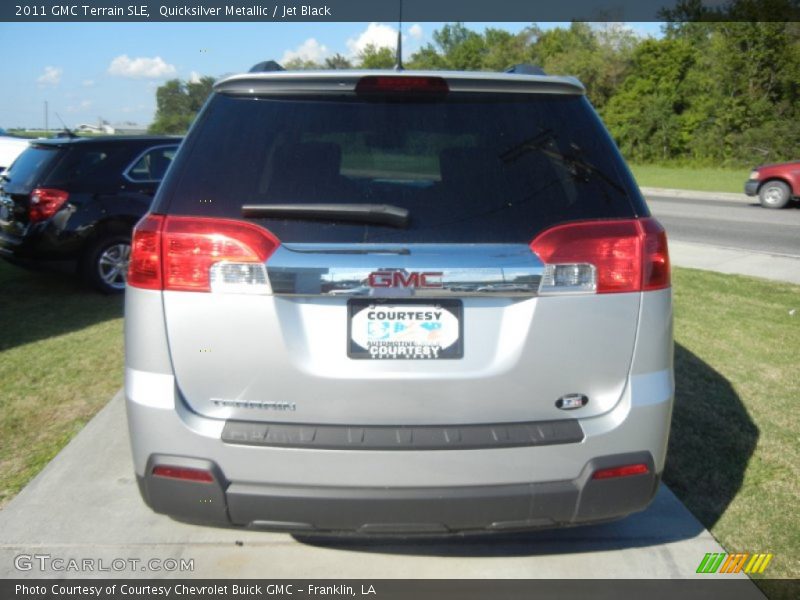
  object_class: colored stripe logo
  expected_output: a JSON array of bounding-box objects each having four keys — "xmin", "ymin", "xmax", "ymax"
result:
[{"xmin": 696, "ymin": 553, "xmax": 773, "ymax": 574}]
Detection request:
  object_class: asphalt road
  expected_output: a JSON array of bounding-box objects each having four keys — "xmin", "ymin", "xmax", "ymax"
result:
[{"xmin": 645, "ymin": 193, "xmax": 800, "ymax": 257}]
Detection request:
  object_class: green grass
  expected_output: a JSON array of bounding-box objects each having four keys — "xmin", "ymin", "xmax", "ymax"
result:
[
  {"xmin": 666, "ymin": 268, "xmax": 800, "ymax": 585},
  {"xmin": 0, "ymin": 261, "xmax": 123, "ymax": 506},
  {"xmin": 630, "ymin": 164, "xmax": 749, "ymax": 194},
  {"xmin": 0, "ymin": 260, "xmax": 797, "ymax": 588}
]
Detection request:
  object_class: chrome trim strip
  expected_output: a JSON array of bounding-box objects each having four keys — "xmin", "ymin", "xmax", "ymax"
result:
[{"xmin": 266, "ymin": 243, "xmax": 544, "ymax": 298}]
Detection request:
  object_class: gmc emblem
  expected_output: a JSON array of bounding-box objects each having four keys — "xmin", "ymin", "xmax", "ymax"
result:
[{"xmin": 367, "ymin": 271, "xmax": 444, "ymax": 288}]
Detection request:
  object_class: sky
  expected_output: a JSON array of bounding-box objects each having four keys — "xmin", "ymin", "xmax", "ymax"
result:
[{"xmin": 0, "ymin": 21, "xmax": 663, "ymax": 129}]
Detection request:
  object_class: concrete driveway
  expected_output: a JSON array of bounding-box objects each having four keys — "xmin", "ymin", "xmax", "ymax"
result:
[{"xmin": 0, "ymin": 392, "xmax": 748, "ymax": 580}]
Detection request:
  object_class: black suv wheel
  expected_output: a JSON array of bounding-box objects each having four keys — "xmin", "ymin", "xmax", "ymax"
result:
[{"xmin": 82, "ymin": 234, "xmax": 131, "ymax": 294}]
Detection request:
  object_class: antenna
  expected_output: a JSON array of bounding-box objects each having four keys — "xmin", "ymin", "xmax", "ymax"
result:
[
  {"xmin": 394, "ymin": 0, "xmax": 403, "ymax": 71},
  {"xmin": 54, "ymin": 112, "xmax": 77, "ymax": 138}
]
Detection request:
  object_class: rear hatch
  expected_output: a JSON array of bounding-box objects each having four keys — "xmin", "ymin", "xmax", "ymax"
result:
[
  {"xmin": 0, "ymin": 140, "xmax": 152, "ymax": 245},
  {"xmin": 137, "ymin": 73, "xmax": 666, "ymax": 425},
  {"xmin": 0, "ymin": 143, "xmax": 63, "ymax": 239}
]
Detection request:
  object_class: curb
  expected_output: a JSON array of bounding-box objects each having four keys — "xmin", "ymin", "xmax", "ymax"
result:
[
  {"xmin": 640, "ymin": 187, "xmax": 749, "ymax": 202},
  {"xmin": 669, "ymin": 240, "xmax": 800, "ymax": 286}
]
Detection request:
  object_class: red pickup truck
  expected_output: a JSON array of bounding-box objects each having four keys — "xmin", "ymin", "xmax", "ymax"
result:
[{"xmin": 744, "ymin": 161, "xmax": 800, "ymax": 208}]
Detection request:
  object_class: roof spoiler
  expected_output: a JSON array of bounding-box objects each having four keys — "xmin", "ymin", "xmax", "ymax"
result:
[{"xmin": 249, "ymin": 60, "xmax": 285, "ymax": 73}]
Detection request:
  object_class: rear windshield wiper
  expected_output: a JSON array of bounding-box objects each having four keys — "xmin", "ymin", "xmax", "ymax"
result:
[
  {"xmin": 500, "ymin": 130, "xmax": 626, "ymax": 195},
  {"xmin": 241, "ymin": 203, "xmax": 409, "ymax": 228}
]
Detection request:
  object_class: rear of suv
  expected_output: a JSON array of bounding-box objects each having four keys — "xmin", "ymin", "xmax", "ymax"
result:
[
  {"xmin": 0, "ymin": 136, "xmax": 180, "ymax": 292},
  {"xmin": 126, "ymin": 70, "xmax": 673, "ymax": 534}
]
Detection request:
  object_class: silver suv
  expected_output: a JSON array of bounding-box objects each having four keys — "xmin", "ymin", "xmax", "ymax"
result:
[{"xmin": 125, "ymin": 68, "xmax": 673, "ymax": 534}]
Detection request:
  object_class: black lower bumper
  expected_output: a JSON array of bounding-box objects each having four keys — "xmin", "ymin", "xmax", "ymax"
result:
[
  {"xmin": 744, "ymin": 179, "xmax": 759, "ymax": 196},
  {"xmin": 137, "ymin": 452, "xmax": 659, "ymax": 535}
]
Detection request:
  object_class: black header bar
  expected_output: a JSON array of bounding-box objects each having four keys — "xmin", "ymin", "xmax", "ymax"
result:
[
  {"xmin": 1, "ymin": 578, "xmax": 784, "ymax": 600},
  {"xmin": 3, "ymin": 0, "xmax": 799, "ymax": 22}
]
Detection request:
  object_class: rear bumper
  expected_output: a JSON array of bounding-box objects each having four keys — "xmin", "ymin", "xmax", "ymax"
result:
[
  {"xmin": 137, "ymin": 451, "xmax": 659, "ymax": 534},
  {"xmin": 125, "ymin": 285, "xmax": 673, "ymax": 534},
  {"xmin": 744, "ymin": 179, "xmax": 760, "ymax": 196},
  {"xmin": 125, "ymin": 366, "xmax": 672, "ymax": 533},
  {"xmin": 0, "ymin": 220, "xmax": 83, "ymax": 261}
]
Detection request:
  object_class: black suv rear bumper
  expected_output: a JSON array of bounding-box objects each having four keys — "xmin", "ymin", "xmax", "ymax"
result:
[
  {"xmin": 0, "ymin": 221, "xmax": 85, "ymax": 261},
  {"xmin": 137, "ymin": 451, "xmax": 659, "ymax": 534}
]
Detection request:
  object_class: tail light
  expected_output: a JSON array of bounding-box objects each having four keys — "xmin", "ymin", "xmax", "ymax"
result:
[
  {"xmin": 128, "ymin": 215, "xmax": 280, "ymax": 292},
  {"xmin": 356, "ymin": 76, "xmax": 449, "ymax": 95},
  {"xmin": 639, "ymin": 218, "xmax": 670, "ymax": 291},
  {"xmin": 152, "ymin": 465, "xmax": 214, "ymax": 483},
  {"xmin": 530, "ymin": 218, "xmax": 670, "ymax": 294},
  {"xmin": 128, "ymin": 214, "xmax": 163, "ymax": 290},
  {"xmin": 592, "ymin": 463, "xmax": 650, "ymax": 480},
  {"xmin": 29, "ymin": 188, "xmax": 69, "ymax": 223}
]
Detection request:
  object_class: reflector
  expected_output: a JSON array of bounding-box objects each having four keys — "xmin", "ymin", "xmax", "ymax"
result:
[
  {"xmin": 152, "ymin": 465, "xmax": 214, "ymax": 483},
  {"xmin": 592, "ymin": 463, "xmax": 649, "ymax": 480}
]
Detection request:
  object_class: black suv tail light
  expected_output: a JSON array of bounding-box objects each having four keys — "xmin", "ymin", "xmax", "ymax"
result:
[{"xmin": 29, "ymin": 188, "xmax": 69, "ymax": 223}]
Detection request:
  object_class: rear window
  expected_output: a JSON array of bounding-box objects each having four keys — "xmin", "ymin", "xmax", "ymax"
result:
[
  {"xmin": 159, "ymin": 93, "xmax": 644, "ymax": 243},
  {"xmin": 45, "ymin": 144, "xmax": 134, "ymax": 190},
  {"xmin": 3, "ymin": 145, "xmax": 60, "ymax": 193}
]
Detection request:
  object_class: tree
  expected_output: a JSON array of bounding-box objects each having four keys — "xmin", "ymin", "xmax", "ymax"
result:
[
  {"xmin": 187, "ymin": 77, "xmax": 215, "ymax": 111},
  {"xmin": 325, "ymin": 53, "xmax": 352, "ymax": 69},
  {"xmin": 406, "ymin": 44, "xmax": 448, "ymax": 70},
  {"xmin": 149, "ymin": 77, "xmax": 213, "ymax": 135},
  {"xmin": 148, "ymin": 20, "xmax": 797, "ymax": 166},
  {"xmin": 602, "ymin": 38, "xmax": 697, "ymax": 161},
  {"xmin": 408, "ymin": 23, "xmax": 487, "ymax": 70},
  {"xmin": 481, "ymin": 28, "xmax": 534, "ymax": 71},
  {"xmin": 358, "ymin": 44, "xmax": 396, "ymax": 69},
  {"xmin": 668, "ymin": 19, "xmax": 800, "ymax": 163},
  {"xmin": 283, "ymin": 58, "xmax": 321, "ymax": 70},
  {"xmin": 527, "ymin": 22, "xmax": 637, "ymax": 110}
]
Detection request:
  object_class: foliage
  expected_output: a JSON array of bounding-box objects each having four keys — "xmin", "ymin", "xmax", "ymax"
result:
[
  {"xmin": 403, "ymin": 15, "xmax": 799, "ymax": 166},
  {"xmin": 148, "ymin": 76, "xmax": 215, "ymax": 135},
  {"xmin": 358, "ymin": 44, "xmax": 396, "ymax": 69},
  {"xmin": 324, "ymin": 53, "xmax": 352, "ymax": 69},
  {"xmin": 602, "ymin": 38, "xmax": 697, "ymax": 161},
  {"xmin": 148, "ymin": 12, "xmax": 800, "ymax": 164}
]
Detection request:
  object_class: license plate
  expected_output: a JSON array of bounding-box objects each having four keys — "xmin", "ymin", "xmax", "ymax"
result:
[{"xmin": 348, "ymin": 299, "xmax": 463, "ymax": 360}]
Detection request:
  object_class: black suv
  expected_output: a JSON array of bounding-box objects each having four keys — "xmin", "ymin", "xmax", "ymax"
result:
[{"xmin": 0, "ymin": 136, "xmax": 180, "ymax": 292}]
